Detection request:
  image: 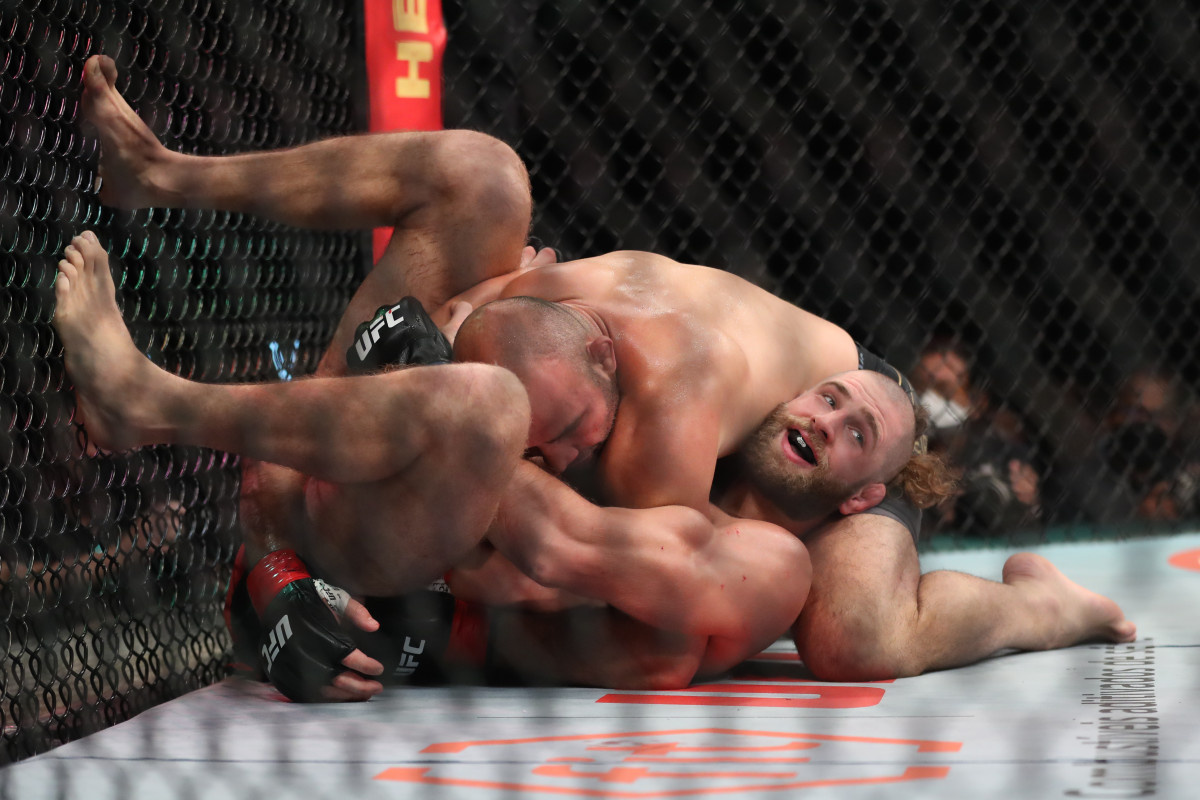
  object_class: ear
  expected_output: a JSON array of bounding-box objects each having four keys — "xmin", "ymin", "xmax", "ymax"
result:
[
  {"xmin": 586, "ymin": 336, "xmax": 617, "ymax": 378},
  {"xmin": 838, "ymin": 482, "xmax": 887, "ymax": 516}
]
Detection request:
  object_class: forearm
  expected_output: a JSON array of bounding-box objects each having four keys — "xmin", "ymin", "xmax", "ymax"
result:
[
  {"xmin": 489, "ymin": 462, "xmax": 642, "ymax": 594},
  {"xmin": 447, "ymin": 551, "xmax": 601, "ymax": 612},
  {"xmin": 238, "ymin": 459, "xmax": 310, "ymax": 563},
  {"xmin": 489, "ymin": 462, "xmax": 779, "ymax": 639}
]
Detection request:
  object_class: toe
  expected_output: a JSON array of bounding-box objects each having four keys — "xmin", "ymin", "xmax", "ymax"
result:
[
  {"xmin": 54, "ymin": 272, "xmax": 71, "ymax": 300},
  {"xmin": 63, "ymin": 245, "xmax": 84, "ymax": 270}
]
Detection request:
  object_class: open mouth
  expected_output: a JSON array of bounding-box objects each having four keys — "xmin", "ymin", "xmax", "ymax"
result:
[{"xmin": 786, "ymin": 428, "xmax": 818, "ymax": 465}]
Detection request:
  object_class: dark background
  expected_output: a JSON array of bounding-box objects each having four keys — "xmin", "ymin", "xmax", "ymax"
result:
[{"xmin": 2, "ymin": 0, "xmax": 1197, "ymax": 762}]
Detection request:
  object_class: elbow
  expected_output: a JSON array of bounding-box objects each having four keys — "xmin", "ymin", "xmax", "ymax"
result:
[
  {"xmin": 638, "ymin": 662, "xmax": 698, "ymax": 691},
  {"xmin": 610, "ymin": 643, "xmax": 704, "ymax": 691}
]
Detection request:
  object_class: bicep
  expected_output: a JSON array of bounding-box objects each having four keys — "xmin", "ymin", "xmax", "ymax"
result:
[{"xmin": 572, "ymin": 508, "xmax": 809, "ymax": 645}]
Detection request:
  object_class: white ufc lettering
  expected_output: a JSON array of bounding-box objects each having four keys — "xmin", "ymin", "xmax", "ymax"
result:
[
  {"xmin": 261, "ymin": 615, "xmax": 293, "ymax": 674},
  {"xmin": 392, "ymin": 636, "xmax": 426, "ymax": 677},
  {"xmin": 353, "ymin": 303, "xmax": 407, "ymax": 360}
]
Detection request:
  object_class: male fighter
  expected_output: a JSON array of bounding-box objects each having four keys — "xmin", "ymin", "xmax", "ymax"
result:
[
  {"xmin": 53, "ymin": 232, "xmax": 932, "ymax": 699},
  {"xmin": 79, "ymin": 55, "xmax": 1136, "ymax": 698}
]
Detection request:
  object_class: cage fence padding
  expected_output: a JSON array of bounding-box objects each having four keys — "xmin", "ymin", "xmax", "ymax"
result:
[{"xmin": 3, "ymin": 0, "xmax": 1199, "ymax": 772}]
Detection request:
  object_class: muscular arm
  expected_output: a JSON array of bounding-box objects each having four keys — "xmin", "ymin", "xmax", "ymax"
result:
[
  {"xmin": 238, "ymin": 458, "xmax": 310, "ymax": 562},
  {"xmin": 598, "ymin": 382, "xmax": 724, "ymax": 512},
  {"xmin": 489, "ymin": 461, "xmax": 811, "ymax": 657},
  {"xmin": 447, "ymin": 547, "xmax": 603, "ymax": 612}
]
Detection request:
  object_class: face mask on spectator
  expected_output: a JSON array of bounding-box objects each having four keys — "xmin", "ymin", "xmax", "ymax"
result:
[{"xmin": 919, "ymin": 389, "xmax": 969, "ymax": 431}]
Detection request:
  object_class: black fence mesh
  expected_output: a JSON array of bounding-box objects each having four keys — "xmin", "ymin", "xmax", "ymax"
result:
[
  {"xmin": 2, "ymin": 0, "xmax": 363, "ymax": 762},
  {"xmin": 444, "ymin": 0, "xmax": 1200, "ymax": 542},
  {"xmin": 2, "ymin": 0, "xmax": 1199, "ymax": 768}
]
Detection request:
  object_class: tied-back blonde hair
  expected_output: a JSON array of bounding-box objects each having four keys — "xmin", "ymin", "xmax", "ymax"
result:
[{"xmin": 889, "ymin": 402, "xmax": 958, "ymax": 509}]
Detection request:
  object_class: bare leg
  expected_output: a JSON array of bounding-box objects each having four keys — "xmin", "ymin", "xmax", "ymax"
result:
[
  {"xmin": 82, "ymin": 54, "xmax": 536, "ymax": 592},
  {"xmin": 792, "ymin": 515, "xmax": 1137, "ymax": 680},
  {"xmin": 82, "ymin": 54, "xmax": 532, "ymax": 364},
  {"xmin": 55, "ymin": 232, "xmax": 530, "ymax": 593}
]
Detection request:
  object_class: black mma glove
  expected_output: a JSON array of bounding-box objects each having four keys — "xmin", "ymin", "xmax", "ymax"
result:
[
  {"xmin": 353, "ymin": 589, "xmax": 459, "ymax": 684},
  {"xmin": 346, "ymin": 296, "xmax": 453, "ymax": 374},
  {"xmin": 246, "ymin": 549, "xmax": 356, "ymax": 702}
]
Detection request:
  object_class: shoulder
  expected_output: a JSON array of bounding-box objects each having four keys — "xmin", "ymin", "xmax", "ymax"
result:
[{"xmin": 502, "ymin": 253, "xmax": 647, "ymax": 298}]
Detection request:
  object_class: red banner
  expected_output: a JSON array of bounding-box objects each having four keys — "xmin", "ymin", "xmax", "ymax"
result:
[{"xmin": 362, "ymin": 0, "xmax": 446, "ymax": 261}]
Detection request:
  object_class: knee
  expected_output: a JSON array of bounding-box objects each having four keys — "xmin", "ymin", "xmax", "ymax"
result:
[
  {"xmin": 446, "ymin": 363, "xmax": 531, "ymax": 464},
  {"xmin": 437, "ymin": 131, "xmax": 531, "ymax": 231},
  {"xmin": 792, "ymin": 602, "xmax": 921, "ymax": 681}
]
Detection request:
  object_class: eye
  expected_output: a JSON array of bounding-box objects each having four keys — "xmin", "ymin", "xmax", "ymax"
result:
[
  {"xmin": 822, "ymin": 393, "xmax": 835, "ymax": 408},
  {"xmin": 851, "ymin": 428, "xmax": 864, "ymax": 445}
]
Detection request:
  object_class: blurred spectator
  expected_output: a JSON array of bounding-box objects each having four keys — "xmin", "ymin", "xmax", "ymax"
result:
[
  {"xmin": 1101, "ymin": 368, "xmax": 1198, "ymax": 523},
  {"xmin": 911, "ymin": 339, "xmax": 1042, "ymax": 534}
]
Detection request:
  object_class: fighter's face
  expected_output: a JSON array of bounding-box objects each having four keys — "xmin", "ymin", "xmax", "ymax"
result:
[
  {"xmin": 521, "ymin": 356, "xmax": 618, "ymax": 475},
  {"xmin": 740, "ymin": 372, "xmax": 914, "ymax": 519}
]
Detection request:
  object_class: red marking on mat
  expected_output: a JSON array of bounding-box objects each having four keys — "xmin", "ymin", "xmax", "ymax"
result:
[
  {"xmin": 1168, "ymin": 547, "xmax": 1200, "ymax": 572},
  {"xmin": 379, "ymin": 729, "xmax": 958, "ymax": 794},
  {"xmin": 625, "ymin": 757, "xmax": 813, "ymax": 765},
  {"xmin": 731, "ymin": 673, "xmax": 895, "ymax": 685},
  {"xmin": 587, "ymin": 742, "xmax": 818, "ymax": 755}
]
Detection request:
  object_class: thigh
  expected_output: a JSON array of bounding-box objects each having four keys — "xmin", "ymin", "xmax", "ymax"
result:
[
  {"xmin": 301, "ymin": 368, "xmax": 528, "ymax": 597},
  {"xmin": 791, "ymin": 513, "xmax": 921, "ymax": 680},
  {"xmin": 303, "ymin": 459, "xmax": 507, "ymax": 598},
  {"xmin": 320, "ymin": 147, "xmax": 533, "ymax": 375}
]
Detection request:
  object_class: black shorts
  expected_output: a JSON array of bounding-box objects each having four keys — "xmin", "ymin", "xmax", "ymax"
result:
[{"xmin": 854, "ymin": 343, "xmax": 922, "ymax": 544}]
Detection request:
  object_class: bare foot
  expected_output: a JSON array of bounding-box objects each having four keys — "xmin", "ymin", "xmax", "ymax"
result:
[
  {"xmin": 81, "ymin": 55, "xmax": 176, "ymax": 208},
  {"xmin": 53, "ymin": 231, "xmax": 168, "ymax": 450},
  {"xmin": 1003, "ymin": 552, "xmax": 1137, "ymax": 649}
]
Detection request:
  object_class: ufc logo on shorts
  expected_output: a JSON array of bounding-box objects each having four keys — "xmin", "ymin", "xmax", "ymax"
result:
[
  {"xmin": 261, "ymin": 615, "xmax": 293, "ymax": 674},
  {"xmin": 354, "ymin": 303, "xmax": 406, "ymax": 360},
  {"xmin": 392, "ymin": 637, "xmax": 425, "ymax": 677}
]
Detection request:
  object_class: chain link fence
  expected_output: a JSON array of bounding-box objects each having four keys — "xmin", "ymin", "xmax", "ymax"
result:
[
  {"xmin": 2, "ymin": 0, "xmax": 1198, "ymax": 766},
  {"xmin": 445, "ymin": 0, "xmax": 1200, "ymax": 542},
  {"xmin": 1, "ymin": 0, "xmax": 364, "ymax": 762}
]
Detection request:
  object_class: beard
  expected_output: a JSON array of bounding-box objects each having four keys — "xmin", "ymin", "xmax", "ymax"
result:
[{"xmin": 737, "ymin": 404, "xmax": 857, "ymax": 521}]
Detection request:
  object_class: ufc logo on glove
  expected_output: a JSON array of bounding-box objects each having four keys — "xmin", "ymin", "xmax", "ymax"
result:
[
  {"xmin": 353, "ymin": 302, "xmax": 407, "ymax": 361},
  {"xmin": 262, "ymin": 615, "xmax": 294, "ymax": 673},
  {"xmin": 392, "ymin": 637, "xmax": 426, "ymax": 678}
]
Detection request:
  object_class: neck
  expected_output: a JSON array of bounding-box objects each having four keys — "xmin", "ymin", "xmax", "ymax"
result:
[
  {"xmin": 716, "ymin": 480, "xmax": 832, "ymax": 538},
  {"xmin": 561, "ymin": 301, "xmax": 611, "ymax": 340}
]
